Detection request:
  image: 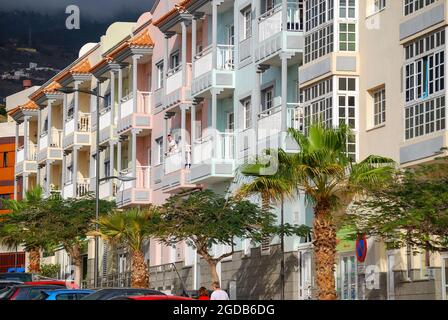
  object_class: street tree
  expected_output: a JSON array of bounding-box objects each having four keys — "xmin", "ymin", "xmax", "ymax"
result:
[{"xmin": 155, "ymin": 190, "xmax": 309, "ymax": 284}]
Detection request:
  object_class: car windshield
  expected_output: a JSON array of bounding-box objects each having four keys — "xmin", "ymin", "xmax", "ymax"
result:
[
  {"xmin": 0, "ymin": 273, "xmax": 33, "ymax": 282},
  {"xmin": 33, "ymin": 291, "xmax": 49, "ymax": 301},
  {"xmin": 81, "ymin": 289, "xmax": 163, "ymax": 300}
]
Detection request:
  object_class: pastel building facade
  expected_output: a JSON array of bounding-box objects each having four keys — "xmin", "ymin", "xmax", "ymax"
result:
[{"xmin": 10, "ymin": 0, "xmax": 448, "ymax": 300}]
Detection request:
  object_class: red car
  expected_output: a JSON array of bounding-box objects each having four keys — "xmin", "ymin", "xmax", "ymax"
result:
[
  {"xmin": 110, "ymin": 295, "xmax": 194, "ymax": 301},
  {"xmin": 24, "ymin": 280, "xmax": 79, "ymax": 289}
]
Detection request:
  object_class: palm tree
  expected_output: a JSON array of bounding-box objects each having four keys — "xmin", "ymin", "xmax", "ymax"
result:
[
  {"xmin": 236, "ymin": 149, "xmax": 297, "ymax": 300},
  {"xmin": 286, "ymin": 123, "xmax": 395, "ymax": 300},
  {"xmin": 0, "ymin": 186, "xmax": 50, "ymax": 273},
  {"xmin": 92, "ymin": 208, "xmax": 158, "ymax": 288}
]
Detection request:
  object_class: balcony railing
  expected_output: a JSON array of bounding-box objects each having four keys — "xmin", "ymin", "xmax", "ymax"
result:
[
  {"xmin": 17, "ymin": 143, "xmax": 37, "ymax": 162},
  {"xmin": 50, "ymin": 129, "xmax": 63, "ymax": 147},
  {"xmin": 136, "ymin": 166, "xmax": 151, "ymax": 189},
  {"xmin": 258, "ymin": 103, "xmax": 304, "ymax": 140},
  {"xmin": 165, "ymin": 150, "xmax": 183, "ymax": 174},
  {"xmin": 78, "ymin": 113, "xmax": 91, "ymax": 132},
  {"xmin": 166, "ymin": 64, "xmax": 192, "ymax": 94},
  {"xmin": 99, "ymin": 106, "xmax": 112, "ymax": 131},
  {"xmin": 76, "ymin": 178, "xmax": 90, "ymax": 197},
  {"xmin": 258, "ymin": 1, "xmax": 304, "ymax": 42},
  {"xmin": 193, "ymin": 133, "xmax": 235, "ymax": 164},
  {"xmin": 287, "ymin": 103, "xmax": 304, "ymax": 132},
  {"xmin": 194, "ymin": 45, "xmax": 235, "ymax": 78},
  {"xmin": 137, "ymin": 91, "xmax": 151, "ymax": 114}
]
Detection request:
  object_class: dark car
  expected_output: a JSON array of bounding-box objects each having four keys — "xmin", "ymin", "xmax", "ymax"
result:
[
  {"xmin": 0, "ymin": 273, "xmax": 33, "ymax": 282},
  {"xmin": 0, "ymin": 284, "xmax": 65, "ymax": 300},
  {"xmin": 81, "ymin": 288, "xmax": 165, "ymax": 300},
  {"xmin": 0, "ymin": 280, "xmax": 23, "ymax": 290}
]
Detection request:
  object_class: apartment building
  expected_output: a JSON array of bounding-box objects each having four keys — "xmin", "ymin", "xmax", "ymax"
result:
[
  {"xmin": 9, "ymin": 0, "xmax": 448, "ymax": 300},
  {"xmin": 299, "ymin": 0, "xmax": 448, "ymax": 299}
]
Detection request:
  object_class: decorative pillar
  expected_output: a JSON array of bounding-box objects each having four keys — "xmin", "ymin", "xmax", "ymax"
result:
[
  {"xmin": 110, "ymin": 71, "xmax": 116, "ymax": 121},
  {"xmin": 192, "ymin": 17, "xmax": 197, "ymax": 78},
  {"xmin": 181, "ymin": 20, "xmax": 188, "ymax": 86},
  {"xmin": 131, "ymin": 130, "xmax": 137, "ymax": 188},
  {"xmin": 190, "ymin": 103, "xmax": 196, "ymax": 164},
  {"xmin": 118, "ymin": 68, "xmax": 123, "ymax": 122},
  {"xmin": 46, "ymin": 160, "xmax": 51, "ymax": 197},
  {"xmin": 14, "ymin": 123, "xmax": 19, "ymax": 200},
  {"xmin": 62, "ymin": 154, "xmax": 66, "ymax": 193},
  {"xmin": 253, "ymin": 70, "xmax": 261, "ymax": 154},
  {"xmin": 132, "ymin": 55, "xmax": 141, "ymax": 113},
  {"xmin": 22, "ymin": 173, "xmax": 28, "ymax": 196},
  {"xmin": 180, "ymin": 105, "xmax": 187, "ymax": 167},
  {"xmin": 109, "ymin": 142, "xmax": 115, "ymax": 196},
  {"xmin": 280, "ymin": 53, "xmax": 288, "ymax": 133},
  {"xmin": 282, "ymin": 0, "xmax": 287, "ymax": 31},
  {"xmin": 72, "ymin": 147, "xmax": 78, "ymax": 197},
  {"xmin": 211, "ymin": 90, "xmax": 218, "ymax": 157},
  {"xmin": 23, "ymin": 116, "xmax": 29, "ymax": 161},
  {"xmin": 47, "ymin": 100, "xmax": 53, "ymax": 146},
  {"xmin": 212, "ymin": 1, "xmax": 218, "ymax": 69},
  {"xmin": 164, "ymin": 35, "xmax": 170, "ymax": 88},
  {"xmin": 74, "ymin": 82, "xmax": 80, "ymax": 127},
  {"xmin": 117, "ymin": 139, "xmax": 122, "ymax": 174}
]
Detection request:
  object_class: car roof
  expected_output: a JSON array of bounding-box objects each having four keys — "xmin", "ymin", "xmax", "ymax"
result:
[
  {"xmin": 43, "ymin": 289, "xmax": 94, "ymax": 294},
  {"xmin": 128, "ymin": 295, "xmax": 193, "ymax": 300},
  {"xmin": 11, "ymin": 284, "xmax": 64, "ymax": 289}
]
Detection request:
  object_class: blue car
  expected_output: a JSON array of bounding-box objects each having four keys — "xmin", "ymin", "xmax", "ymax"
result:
[{"xmin": 38, "ymin": 289, "xmax": 95, "ymax": 300}]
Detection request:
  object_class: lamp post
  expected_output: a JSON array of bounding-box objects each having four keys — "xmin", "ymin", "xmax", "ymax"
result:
[{"xmin": 57, "ymin": 86, "xmax": 136, "ymax": 288}]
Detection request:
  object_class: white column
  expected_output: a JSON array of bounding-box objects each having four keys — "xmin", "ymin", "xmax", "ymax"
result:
[
  {"xmin": 212, "ymin": 1, "xmax": 218, "ymax": 69},
  {"xmin": 62, "ymin": 154, "xmax": 66, "ymax": 194},
  {"xmin": 117, "ymin": 140, "xmax": 122, "ymax": 174},
  {"xmin": 132, "ymin": 55, "xmax": 141, "ymax": 112},
  {"xmin": 72, "ymin": 148, "xmax": 78, "ymax": 197},
  {"xmin": 118, "ymin": 68, "xmax": 123, "ymax": 121},
  {"xmin": 14, "ymin": 123, "xmax": 19, "ymax": 200},
  {"xmin": 280, "ymin": 53, "xmax": 288, "ymax": 133},
  {"xmin": 181, "ymin": 20, "xmax": 188, "ymax": 86},
  {"xmin": 180, "ymin": 105, "xmax": 187, "ymax": 167},
  {"xmin": 74, "ymin": 82, "xmax": 80, "ymax": 128},
  {"xmin": 47, "ymin": 100, "xmax": 53, "ymax": 146},
  {"xmin": 109, "ymin": 142, "xmax": 115, "ymax": 196},
  {"xmin": 131, "ymin": 130, "xmax": 137, "ymax": 188},
  {"xmin": 46, "ymin": 160, "xmax": 51, "ymax": 197},
  {"xmin": 190, "ymin": 104, "xmax": 196, "ymax": 164},
  {"xmin": 164, "ymin": 35, "xmax": 170, "ymax": 88},
  {"xmin": 211, "ymin": 90, "xmax": 218, "ymax": 157},
  {"xmin": 23, "ymin": 116, "xmax": 29, "ymax": 161},
  {"xmin": 192, "ymin": 17, "xmax": 197, "ymax": 78},
  {"xmin": 253, "ymin": 70, "xmax": 261, "ymax": 154},
  {"xmin": 110, "ymin": 71, "xmax": 116, "ymax": 122},
  {"xmin": 282, "ymin": 0, "xmax": 287, "ymax": 31}
]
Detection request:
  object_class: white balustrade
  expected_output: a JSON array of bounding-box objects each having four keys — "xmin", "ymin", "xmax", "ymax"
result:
[
  {"xmin": 194, "ymin": 45, "xmax": 213, "ymax": 78},
  {"xmin": 51, "ymin": 129, "xmax": 63, "ymax": 147},
  {"xmin": 99, "ymin": 181, "xmax": 111, "ymax": 199},
  {"xmin": 63, "ymin": 183, "xmax": 74, "ymax": 199},
  {"xmin": 118, "ymin": 168, "xmax": 134, "ymax": 191},
  {"xmin": 39, "ymin": 133, "xmax": 49, "ymax": 150},
  {"xmin": 121, "ymin": 96, "xmax": 134, "ymax": 119},
  {"xmin": 165, "ymin": 151, "xmax": 182, "ymax": 174},
  {"xmin": 287, "ymin": 103, "xmax": 304, "ymax": 131},
  {"xmin": 99, "ymin": 107, "xmax": 112, "ymax": 130},
  {"xmin": 78, "ymin": 113, "xmax": 91, "ymax": 132},
  {"xmin": 17, "ymin": 143, "xmax": 37, "ymax": 161},
  {"xmin": 217, "ymin": 45, "xmax": 235, "ymax": 71},
  {"xmin": 137, "ymin": 91, "xmax": 151, "ymax": 113},
  {"xmin": 136, "ymin": 166, "xmax": 151, "ymax": 189},
  {"xmin": 65, "ymin": 118, "xmax": 75, "ymax": 135},
  {"xmin": 166, "ymin": 65, "xmax": 183, "ymax": 94},
  {"xmin": 193, "ymin": 133, "xmax": 235, "ymax": 163},
  {"xmin": 258, "ymin": 2, "xmax": 303, "ymax": 42},
  {"xmin": 16, "ymin": 147, "xmax": 24, "ymax": 163},
  {"xmin": 76, "ymin": 179, "xmax": 90, "ymax": 197}
]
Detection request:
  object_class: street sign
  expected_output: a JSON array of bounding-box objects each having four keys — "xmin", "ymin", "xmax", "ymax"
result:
[{"xmin": 356, "ymin": 235, "xmax": 367, "ymax": 263}]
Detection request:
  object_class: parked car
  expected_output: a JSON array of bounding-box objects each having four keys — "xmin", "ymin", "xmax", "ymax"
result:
[
  {"xmin": 0, "ymin": 284, "xmax": 65, "ymax": 300},
  {"xmin": 0, "ymin": 273, "xmax": 33, "ymax": 282},
  {"xmin": 110, "ymin": 295, "xmax": 194, "ymax": 301},
  {"xmin": 81, "ymin": 288, "xmax": 165, "ymax": 300},
  {"xmin": 0, "ymin": 280, "xmax": 23, "ymax": 289},
  {"xmin": 36, "ymin": 289, "xmax": 95, "ymax": 300}
]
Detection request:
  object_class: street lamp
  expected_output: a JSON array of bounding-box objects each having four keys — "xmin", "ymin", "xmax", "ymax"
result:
[{"xmin": 57, "ymin": 86, "xmax": 135, "ymax": 288}]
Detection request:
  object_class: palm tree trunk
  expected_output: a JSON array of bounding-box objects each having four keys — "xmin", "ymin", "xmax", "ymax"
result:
[
  {"xmin": 130, "ymin": 249, "xmax": 149, "ymax": 288},
  {"xmin": 313, "ymin": 202, "xmax": 337, "ymax": 300},
  {"xmin": 28, "ymin": 247, "xmax": 41, "ymax": 274},
  {"xmin": 261, "ymin": 193, "xmax": 270, "ymax": 213}
]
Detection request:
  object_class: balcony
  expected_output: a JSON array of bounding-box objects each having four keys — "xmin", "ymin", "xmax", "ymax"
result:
[
  {"xmin": 162, "ymin": 151, "xmax": 197, "ymax": 194},
  {"xmin": 63, "ymin": 178, "xmax": 90, "ymax": 199},
  {"xmin": 257, "ymin": 103, "xmax": 303, "ymax": 152},
  {"xmin": 191, "ymin": 45, "xmax": 235, "ymax": 98},
  {"xmin": 15, "ymin": 143, "xmax": 37, "ymax": 176},
  {"xmin": 116, "ymin": 166, "xmax": 151, "ymax": 208},
  {"xmin": 164, "ymin": 63, "xmax": 192, "ymax": 109},
  {"xmin": 63, "ymin": 113, "xmax": 91, "ymax": 149},
  {"xmin": 255, "ymin": 1, "xmax": 304, "ymax": 64},
  {"xmin": 37, "ymin": 129, "xmax": 63, "ymax": 164},
  {"xmin": 98, "ymin": 105, "xmax": 116, "ymax": 144},
  {"xmin": 117, "ymin": 91, "xmax": 152, "ymax": 134},
  {"xmin": 189, "ymin": 133, "xmax": 236, "ymax": 184},
  {"xmin": 97, "ymin": 180, "xmax": 118, "ymax": 200}
]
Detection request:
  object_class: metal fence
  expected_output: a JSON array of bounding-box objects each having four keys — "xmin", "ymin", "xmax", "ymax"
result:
[{"xmin": 81, "ymin": 271, "xmax": 132, "ymax": 289}]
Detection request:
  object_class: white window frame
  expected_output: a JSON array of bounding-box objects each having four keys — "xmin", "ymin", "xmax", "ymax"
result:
[
  {"xmin": 242, "ymin": 7, "xmax": 252, "ymax": 40},
  {"xmin": 155, "ymin": 137, "xmax": 164, "ymax": 165},
  {"xmin": 373, "ymin": 87, "xmax": 386, "ymax": 126},
  {"xmin": 243, "ymin": 98, "xmax": 252, "ymax": 130},
  {"xmin": 156, "ymin": 61, "xmax": 164, "ymax": 90}
]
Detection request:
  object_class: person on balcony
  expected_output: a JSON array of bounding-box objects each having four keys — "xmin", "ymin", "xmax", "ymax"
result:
[{"xmin": 166, "ymin": 134, "xmax": 178, "ymax": 156}]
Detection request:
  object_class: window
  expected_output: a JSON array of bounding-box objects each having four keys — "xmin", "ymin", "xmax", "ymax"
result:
[
  {"xmin": 374, "ymin": 0, "xmax": 386, "ymax": 12},
  {"xmin": 66, "ymin": 164, "xmax": 73, "ymax": 184},
  {"xmin": 156, "ymin": 61, "xmax": 164, "ymax": 89},
  {"xmin": 56, "ymin": 294, "xmax": 77, "ymax": 301},
  {"xmin": 155, "ymin": 137, "xmax": 164, "ymax": 165},
  {"xmin": 305, "ymin": 0, "xmax": 334, "ymax": 32},
  {"xmin": 0, "ymin": 152, "xmax": 10, "ymax": 168},
  {"xmin": 339, "ymin": 0, "xmax": 356, "ymax": 18},
  {"xmin": 404, "ymin": 0, "xmax": 436, "ymax": 16},
  {"xmin": 227, "ymin": 25, "xmax": 235, "ymax": 46},
  {"xmin": 170, "ymin": 51, "xmax": 180, "ymax": 71},
  {"xmin": 103, "ymin": 93, "xmax": 111, "ymax": 109},
  {"xmin": 373, "ymin": 88, "xmax": 386, "ymax": 126},
  {"xmin": 262, "ymin": 87, "xmax": 274, "ymax": 112},
  {"xmin": 227, "ymin": 112, "xmax": 234, "ymax": 131},
  {"xmin": 242, "ymin": 7, "xmax": 252, "ymax": 40},
  {"xmin": 104, "ymin": 160, "xmax": 110, "ymax": 178},
  {"xmin": 43, "ymin": 117, "xmax": 48, "ymax": 134},
  {"xmin": 263, "ymin": 0, "xmax": 275, "ymax": 13},
  {"xmin": 339, "ymin": 23, "xmax": 356, "ymax": 51},
  {"xmin": 339, "ymin": 77, "xmax": 356, "ymax": 91},
  {"xmin": 67, "ymin": 102, "xmax": 74, "ymax": 120},
  {"xmin": 405, "ymin": 95, "xmax": 445, "ymax": 140},
  {"xmin": 243, "ymin": 98, "xmax": 252, "ymax": 130},
  {"xmin": 302, "ymin": 78, "xmax": 333, "ymax": 132},
  {"xmin": 304, "ymin": 24, "xmax": 334, "ymax": 63}
]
